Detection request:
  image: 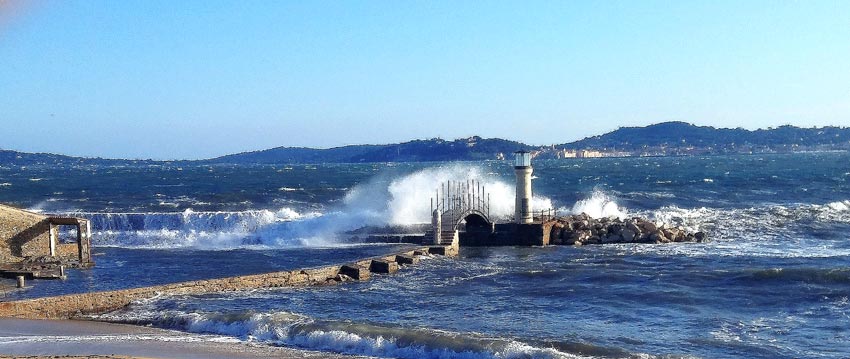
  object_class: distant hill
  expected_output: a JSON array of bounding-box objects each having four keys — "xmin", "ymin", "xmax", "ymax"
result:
[
  {"xmin": 207, "ymin": 137, "xmax": 532, "ymax": 164},
  {"xmin": 558, "ymin": 122, "xmax": 850, "ymax": 154},
  {"xmin": 2, "ymin": 122, "xmax": 849, "ymax": 165},
  {"xmin": 0, "ymin": 150, "xmax": 169, "ymax": 166}
]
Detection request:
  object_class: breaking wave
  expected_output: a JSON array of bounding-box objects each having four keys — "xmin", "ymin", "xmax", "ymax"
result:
[
  {"xmin": 567, "ymin": 189, "xmax": 628, "ymax": 219},
  {"xmin": 72, "ymin": 164, "xmax": 555, "ymax": 249},
  {"xmin": 77, "ymin": 208, "xmax": 321, "ymax": 249},
  {"xmin": 622, "ymin": 199, "xmax": 850, "ymax": 258},
  {"xmin": 96, "ymin": 307, "xmax": 587, "ymax": 359}
]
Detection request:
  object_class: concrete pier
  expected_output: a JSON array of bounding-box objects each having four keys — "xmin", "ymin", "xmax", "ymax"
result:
[{"xmin": 0, "ymin": 244, "xmax": 458, "ymax": 320}]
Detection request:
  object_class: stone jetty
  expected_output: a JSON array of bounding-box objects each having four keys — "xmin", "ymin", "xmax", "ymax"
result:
[
  {"xmin": 548, "ymin": 214, "xmax": 706, "ymax": 245},
  {"xmin": 0, "ymin": 245, "xmax": 457, "ymax": 320}
]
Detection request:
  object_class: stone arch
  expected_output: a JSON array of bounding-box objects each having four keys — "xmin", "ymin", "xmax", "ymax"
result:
[{"xmin": 452, "ymin": 210, "xmax": 493, "ymax": 233}]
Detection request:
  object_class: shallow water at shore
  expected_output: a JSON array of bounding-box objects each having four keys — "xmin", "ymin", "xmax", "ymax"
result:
[{"xmin": 0, "ymin": 318, "xmax": 367, "ymax": 358}]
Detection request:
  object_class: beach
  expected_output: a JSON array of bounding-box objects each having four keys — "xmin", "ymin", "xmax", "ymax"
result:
[{"xmin": 0, "ymin": 318, "xmax": 368, "ymax": 359}]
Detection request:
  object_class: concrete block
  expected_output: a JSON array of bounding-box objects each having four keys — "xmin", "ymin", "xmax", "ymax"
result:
[
  {"xmin": 395, "ymin": 255, "xmax": 419, "ymax": 265},
  {"xmin": 429, "ymin": 245, "xmax": 460, "ymax": 256},
  {"xmin": 339, "ymin": 265, "xmax": 371, "ymax": 281},
  {"xmin": 369, "ymin": 260, "xmax": 399, "ymax": 274}
]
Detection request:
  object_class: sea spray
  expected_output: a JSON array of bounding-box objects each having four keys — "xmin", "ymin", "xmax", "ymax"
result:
[
  {"xmin": 380, "ymin": 164, "xmax": 552, "ymax": 225},
  {"xmin": 568, "ymin": 189, "xmax": 628, "ymax": 219},
  {"xmin": 73, "ymin": 164, "xmax": 553, "ymax": 248}
]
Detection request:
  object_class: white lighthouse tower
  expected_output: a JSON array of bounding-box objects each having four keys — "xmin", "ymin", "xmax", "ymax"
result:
[{"xmin": 514, "ymin": 150, "xmax": 533, "ymax": 224}]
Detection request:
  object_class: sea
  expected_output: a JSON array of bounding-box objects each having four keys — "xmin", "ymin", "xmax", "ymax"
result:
[{"xmin": 1, "ymin": 153, "xmax": 849, "ymax": 359}]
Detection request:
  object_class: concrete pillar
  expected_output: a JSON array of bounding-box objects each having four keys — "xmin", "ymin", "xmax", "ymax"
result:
[
  {"xmin": 16, "ymin": 276, "xmax": 25, "ymax": 288},
  {"xmin": 431, "ymin": 209, "xmax": 442, "ymax": 245},
  {"xmin": 48, "ymin": 224, "xmax": 57, "ymax": 257},
  {"xmin": 514, "ymin": 151, "xmax": 533, "ymax": 224},
  {"xmin": 76, "ymin": 223, "xmax": 83, "ymax": 261},
  {"xmin": 84, "ymin": 220, "xmax": 92, "ymax": 262}
]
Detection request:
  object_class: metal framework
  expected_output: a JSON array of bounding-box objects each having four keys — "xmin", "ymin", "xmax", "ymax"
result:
[{"xmin": 431, "ymin": 179, "xmax": 491, "ymax": 232}]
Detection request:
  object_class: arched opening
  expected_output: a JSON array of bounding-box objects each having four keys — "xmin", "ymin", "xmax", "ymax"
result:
[{"xmin": 461, "ymin": 213, "xmax": 491, "ymax": 234}]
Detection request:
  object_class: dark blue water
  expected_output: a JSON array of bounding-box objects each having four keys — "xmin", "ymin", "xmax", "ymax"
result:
[{"xmin": 2, "ymin": 153, "xmax": 849, "ymax": 358}]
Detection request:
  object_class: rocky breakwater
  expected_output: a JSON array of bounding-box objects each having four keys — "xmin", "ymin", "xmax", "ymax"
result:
[{"xmin": 548, "ymin": 214, "xmax": 706, "ymax": 245}]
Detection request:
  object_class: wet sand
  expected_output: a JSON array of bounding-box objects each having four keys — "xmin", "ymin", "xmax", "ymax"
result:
[{"xmin": 0, "ymin": 319, "xmax": 370, "ymax": 359}]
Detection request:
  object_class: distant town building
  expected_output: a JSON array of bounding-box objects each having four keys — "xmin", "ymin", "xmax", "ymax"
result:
[{"xmin": 577, "ymin": 150, "xmax": 604, "ymax": 158}]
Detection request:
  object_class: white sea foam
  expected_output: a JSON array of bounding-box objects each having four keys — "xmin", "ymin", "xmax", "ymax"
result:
[
  {"xmin": 96, "ymin": 309, "xmax": 587, "ymax": 359},
  {"xmin": 73, "ymin": 164, "xmax": 554, "ymax": 248},
  {"xmin": 379, "ymin": 164, "xmax": 552, "ymax": 225},
  {"xmin": 619, "ymin": 200, "xmax": 850, "ymax": 259},
  {"xmin": 568, "ymin": 189, "xmax": 628, "ymax": 219},
  {"xmin": 79, "ymin": 208, "xmax": 318, "ymax": 249}
]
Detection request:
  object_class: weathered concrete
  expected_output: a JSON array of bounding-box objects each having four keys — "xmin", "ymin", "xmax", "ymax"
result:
[
  {"xmin": 0, "ymin": 205, "xmax": 51, "ymax": 263},
  {"xmin": 0, "ymin": 203, "xmax": 93, "ymax": 267},
  {"xmin": 339, "ymin": 264, "xmax": 371, "ymax": 281},
  {"xmin": 395, "ymin": 254, "xmax": 419, "ymax": 265},
  {"xmin": 369, "ymin": 260, "xmax": 399, "ymax": 274},
  {"xmin": 0, "ymin": 245, "xmax": 457, "ymax": 320}
]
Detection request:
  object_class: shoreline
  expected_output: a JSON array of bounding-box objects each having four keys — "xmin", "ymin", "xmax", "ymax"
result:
[
  {"xmin": 0, "ymin": 318, "xmax": 371, "ymax": 359},
  {"xmin": 0, "ymin": 246, "xmax": 453, "ymax": 358}
]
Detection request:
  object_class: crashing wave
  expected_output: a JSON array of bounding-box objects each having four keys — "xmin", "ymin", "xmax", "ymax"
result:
[
  {"xmin": 69, "ymin": 164, "xmax": 556, "ymax": 249},
  {"xmin": 95, "ymin": 308, "xmax": 588, "ymax": 359}
]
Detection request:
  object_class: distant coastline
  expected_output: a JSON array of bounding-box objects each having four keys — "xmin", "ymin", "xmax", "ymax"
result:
[{"xmin": 2, "ymin": 121, "xmax": 849, "ymax": 165}]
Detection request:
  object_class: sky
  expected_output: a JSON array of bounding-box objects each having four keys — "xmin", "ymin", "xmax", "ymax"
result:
[{"xmin": 1, "ymin": 0, "xmax": 849, "ymax": 160}]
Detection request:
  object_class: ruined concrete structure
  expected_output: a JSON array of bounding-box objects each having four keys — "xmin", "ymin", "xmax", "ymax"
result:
[{"xmin": 0, "ymin": 204, "xmax": 93, "ymax": 267}]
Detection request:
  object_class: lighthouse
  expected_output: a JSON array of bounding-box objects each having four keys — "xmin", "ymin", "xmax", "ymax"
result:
[{"xmin": 514, "ymin": 150, "xmax": 533, "ymax": 224}]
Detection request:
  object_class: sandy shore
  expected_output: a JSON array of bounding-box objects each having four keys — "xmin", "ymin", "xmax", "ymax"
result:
[{"xmin": 0, "ymin": 319, "xmax": 370, "ymax": 359}]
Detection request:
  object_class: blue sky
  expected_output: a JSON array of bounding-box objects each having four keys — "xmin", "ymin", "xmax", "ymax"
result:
[{"xmin": 1, "ymin": 1, "xmax": 849, "ymax": 159}]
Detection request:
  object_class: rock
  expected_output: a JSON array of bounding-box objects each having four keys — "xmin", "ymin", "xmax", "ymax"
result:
[
  {"xmin": 602, "ymin": 233, "xmax": 622, "ymax": 244},
  {"xmin": 642, "ymin": 221, "xmax": 658, "ymax": 233},
  {"xmin": 625, "ymin": 221, "xmax": 640, "ymax": 234},
  {"xmin": 649, "ymin": 231, "xmax": 669, "ymax": 244},
  {"xmin": 663, "ymin": 228, "xmax": 680, "ymax": 242},
  {"xmin": 621, "ymin": 229, "xmax": 637, "ymax": 242},
  {"xmin": 695, "ymin": 232, "xmax": 707, "ymax": 242}
]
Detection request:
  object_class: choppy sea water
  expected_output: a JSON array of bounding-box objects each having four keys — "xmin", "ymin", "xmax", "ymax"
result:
[{"xmin": 1, "ymin": 153, "xmax": 849, "ymax": 358}]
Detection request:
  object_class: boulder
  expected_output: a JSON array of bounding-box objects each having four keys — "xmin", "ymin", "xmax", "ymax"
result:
[
  {"xmin": 621, "ymin": 229, "xmax": 637, "ymax": 242},
  {"xmin": 649, "ymin": 231, "xmax": 669, "ymax": 244},
  {"xmin": 641, "ymin": 221, "xmax": 658, "ymax": 233},
  {"xmin": 602, "ymin": 233, "xmax": 622, "ymax": 244},
  {"xmin": 625, "ymin": 221, "xmax": 640, "ymax": 234}
]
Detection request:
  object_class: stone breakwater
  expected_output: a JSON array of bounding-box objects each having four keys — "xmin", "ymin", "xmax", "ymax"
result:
[
  {"xmin": 0, "ymin": 245, "xmax": 457, "ymax": 320},
  {"xmin": 548, "ymin": 214, "xmax": 706, "ymax": 245}
]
